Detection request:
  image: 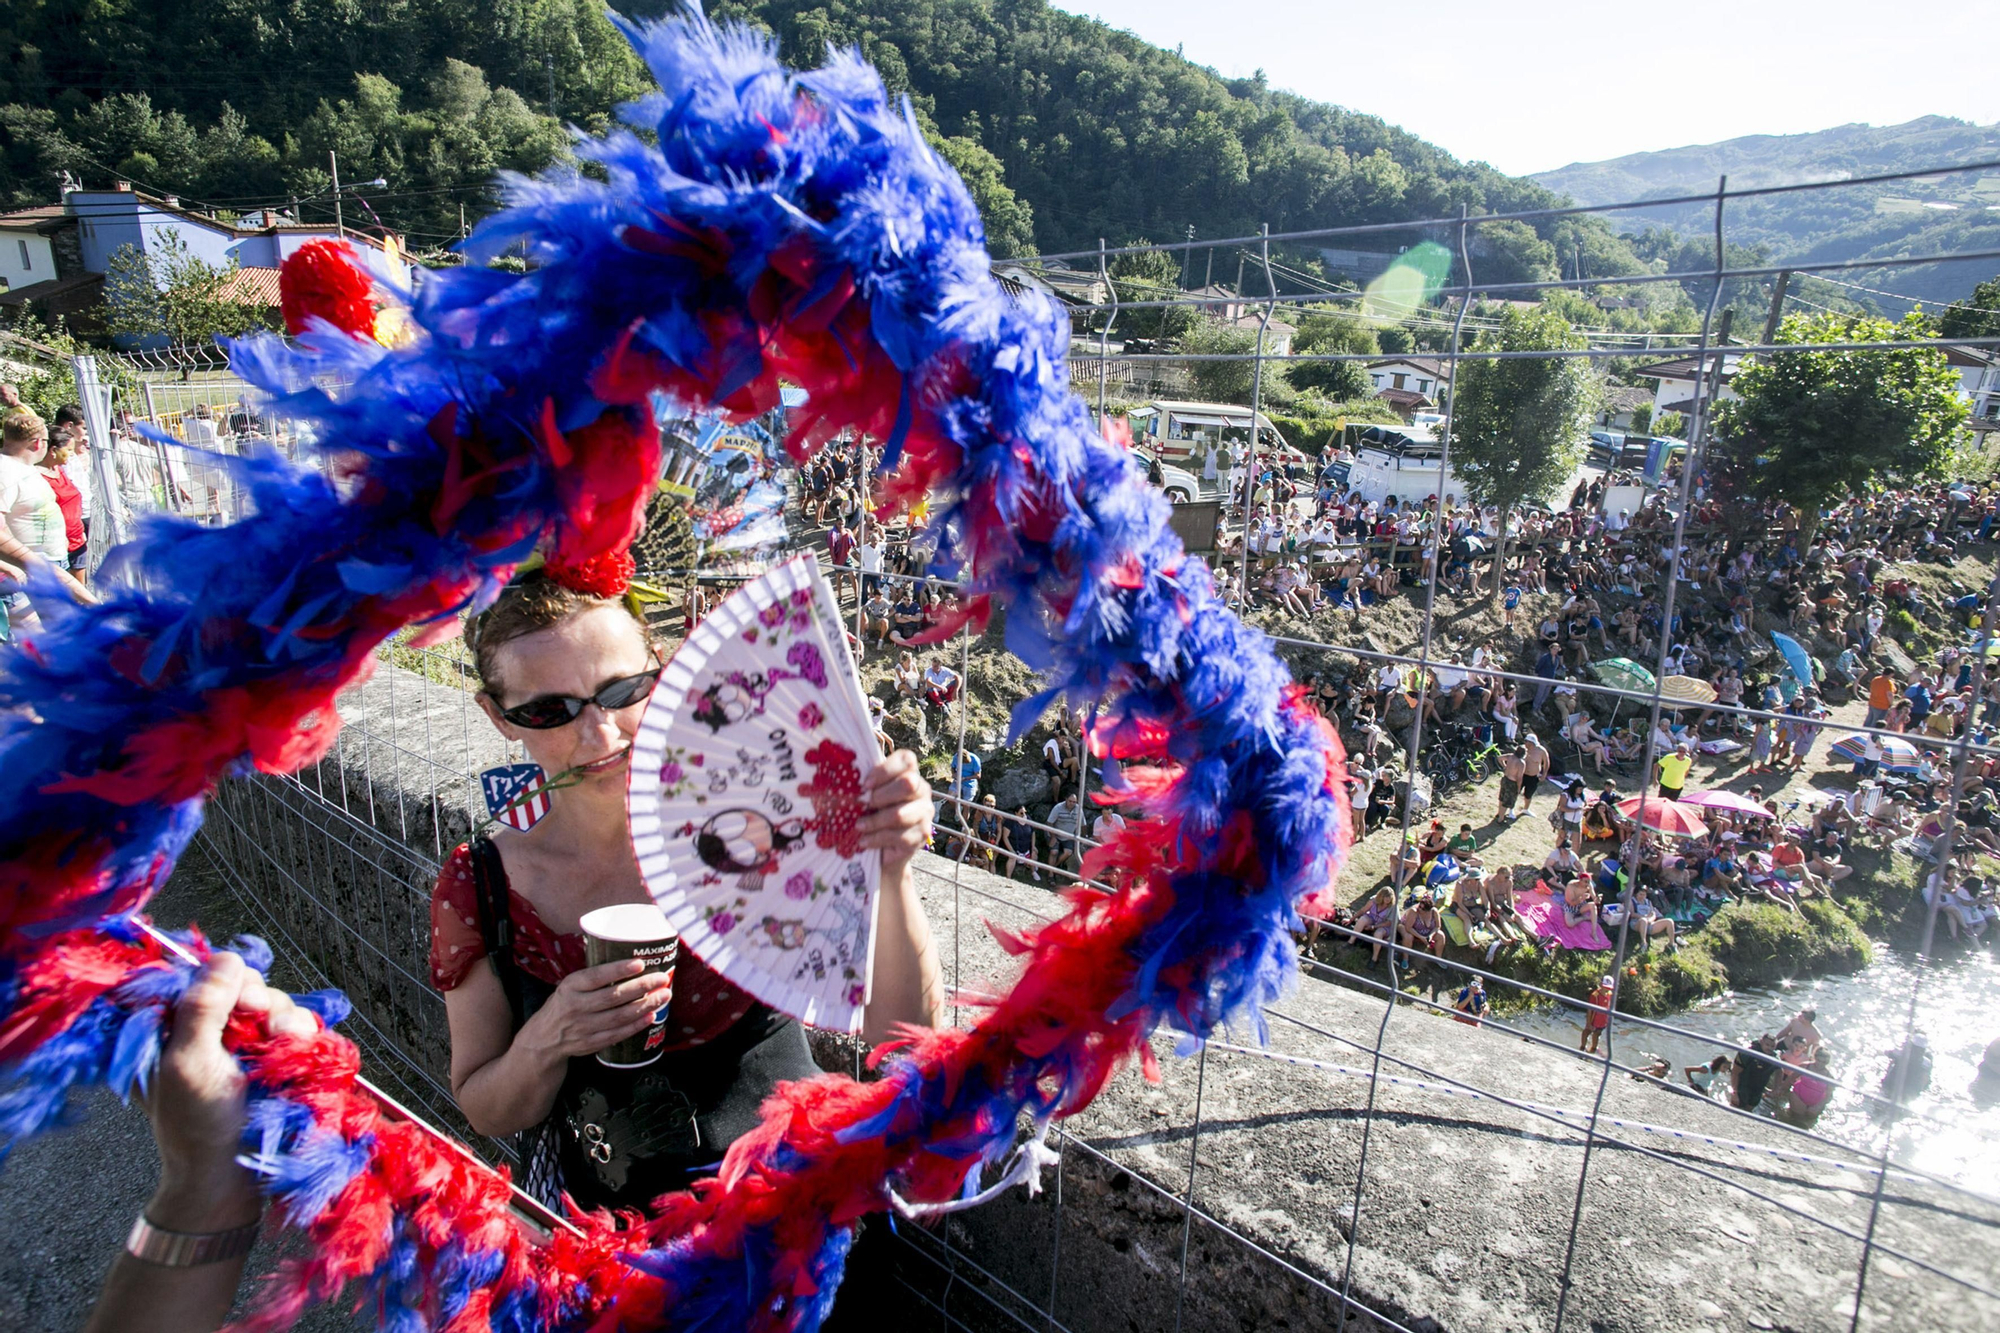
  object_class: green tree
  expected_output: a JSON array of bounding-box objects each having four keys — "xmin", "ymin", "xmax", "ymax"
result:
[
  {"xmin": 1108, "ymin": 242, "xmax": 1196, "ymax": 342},
  {"xmin": 1289, "ymin": 308, "xmax": 1377, "ymax": 400},
  {"xmin": 1938, "ymin": 274, "xmax": 2000, "ymax": 341},
  {"xmin": 931, "ymin": 134, "xmax": 1035, "ymax": 258},
  {"xmin": 1448, "ymin": 308, "xmax": 1599, "ymax": 599},
  {"xmin": 100, "ymin": 233, "xmax": 274, "ymax": 355},
  {"xmin": 1376, "ymin": 324, "xmax": 1414, "ymax": 354},
  {"xmin": 1627, "ymin": 402, "xmax": 1653, "ymax": 436},
  {"xmin": 1176, "ymin": 316, "xmax": 1288, "ymax": 405},
  {"xmin": 1714, "ymin": 311, "xmax": 1969, "ymax": 526}
]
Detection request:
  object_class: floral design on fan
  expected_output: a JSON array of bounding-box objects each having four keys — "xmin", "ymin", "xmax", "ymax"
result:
[
  {"xmin": 797, "ymin": 739, "xmax": 865, "ymax": 857},
  {"xmin": 797, "ymin": 702, "xmax": 824, "ymax": 731},
  {"xmin": 703, "ymin": 896, "xmax": 748, "ymax": 937},
  {"xmin": 656, "ymin": 746, "xmax": 698, "ymax": 798}
]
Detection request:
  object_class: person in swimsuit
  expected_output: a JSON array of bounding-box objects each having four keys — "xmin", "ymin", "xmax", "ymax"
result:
[
  {"xmin": 1355, "ymin": 887, "xmax": 1398, "ymax": 965},
  {"xmin": 432, "ymin": 572, "xmax": 942, "ymax": 1209},
  {"xmin": 1519, "ymin": 733, "xmax": 1550, "ymax": 817},
  {"xmin": 1398, "ymin": 892, "xmax": 1446, "ymax": 959}
]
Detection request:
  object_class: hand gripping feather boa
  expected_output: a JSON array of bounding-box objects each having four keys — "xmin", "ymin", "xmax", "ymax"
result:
[{"xmin": 0, "ymin": 11, "xmax": 1349, "ymax": 1330}]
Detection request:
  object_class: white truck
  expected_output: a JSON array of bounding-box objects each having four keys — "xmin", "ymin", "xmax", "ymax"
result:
[{"xmin": 1322, "ymin": 425, "xmax": 1467, "ymax": 507}]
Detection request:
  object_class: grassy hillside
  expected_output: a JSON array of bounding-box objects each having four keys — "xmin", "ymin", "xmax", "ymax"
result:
[{"xmin": 1534, "ymin": 117, "xmax": 2000, "ymax": 313}]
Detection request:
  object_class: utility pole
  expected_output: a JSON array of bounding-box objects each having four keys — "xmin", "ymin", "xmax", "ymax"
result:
[
  {"xmin": 1761, "ymin": 270, "xmax": 1791, "ymax": 346},
  {"xmin": 1178, "ymin": 224, "xmax": 1195, "ymax": 291},
  {"xmin": 459, "ymin": 201, "xmax": 467, "ymax": 241},
  {"xmin": 329, "ymin": 151, "xmax": 344, "ymax": 240},
  {"xmin": 546, "ymin": 53, "xmax": 557, "ymax": 117}
]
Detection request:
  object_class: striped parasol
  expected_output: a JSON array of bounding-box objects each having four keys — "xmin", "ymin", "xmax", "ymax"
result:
[
  {"xmin": 1659, "ymin": 674, "xmax": 1718, "ymax": 708},
  {"xmin": 1616, "ymin": 795, "xmax": 1713, "ymax": 838},
  {"xmin": 1827, "ymin": 734, "xmax": 1923, "ymax": 769}
]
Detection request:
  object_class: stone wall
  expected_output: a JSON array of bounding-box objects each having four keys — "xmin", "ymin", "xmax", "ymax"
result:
[{"xmin": 200, "ymin": 662, "xmax": 1998, "ymax": 1332}]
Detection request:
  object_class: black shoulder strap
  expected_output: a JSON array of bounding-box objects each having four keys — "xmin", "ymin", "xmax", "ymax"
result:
[{"xmin": 468, "ymin": 836, "xmax": 530, "ymax": 1033}]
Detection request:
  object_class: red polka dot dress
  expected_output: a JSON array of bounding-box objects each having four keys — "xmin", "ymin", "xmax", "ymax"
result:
[{"xmin": 429, "ymin": 843, "xmax": 754, "ymax": 1048}]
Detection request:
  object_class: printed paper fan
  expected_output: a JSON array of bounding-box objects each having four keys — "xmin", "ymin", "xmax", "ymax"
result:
[{"xmin": 628, "ymin": 554, "xmax": 884, "ymax": 1032}]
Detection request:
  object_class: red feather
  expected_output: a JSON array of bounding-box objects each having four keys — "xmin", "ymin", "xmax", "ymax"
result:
[{"xmin": 279, "ymin": 240, "xmax": 377, "ymax": 340}]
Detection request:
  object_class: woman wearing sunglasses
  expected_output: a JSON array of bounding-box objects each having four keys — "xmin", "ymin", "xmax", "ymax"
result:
[{"xmin": 429, "ymin": 568, "xmax": 942, "ymax": 1209}]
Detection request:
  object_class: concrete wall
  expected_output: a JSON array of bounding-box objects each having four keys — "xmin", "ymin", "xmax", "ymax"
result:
[{"xmin": 200, "ymin": 661, "xmax": 1999, "ymax": 1332}]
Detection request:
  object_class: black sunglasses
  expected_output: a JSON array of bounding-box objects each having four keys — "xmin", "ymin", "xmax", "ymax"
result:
[{"xmin": 496, "ymin": 668, "xmax": 662, "ymax": 730}]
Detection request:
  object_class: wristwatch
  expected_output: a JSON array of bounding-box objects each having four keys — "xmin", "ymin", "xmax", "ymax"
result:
[{"xmin": 124, "ymin": 1213, "xmax": 261, "ymax": 1267}]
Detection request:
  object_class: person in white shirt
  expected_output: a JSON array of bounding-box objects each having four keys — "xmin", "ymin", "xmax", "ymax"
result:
[
  {"xmin": 181, "ymin": 403, "xmax": 227, "ymax": 517},
  {"xmin": 1092, "ymin": 808, "xmax": 1126, "ymax": 842},
  {"xmin": 922, "ymin": 658, "xmax": 960, "ymax": 711},
  {"xmin": 0, "ymin": 410, "xmax": 94, "ymax": 626},
  {"xmin": 857, "ymin": 529, "xmax": 884, "ymax": 597}
]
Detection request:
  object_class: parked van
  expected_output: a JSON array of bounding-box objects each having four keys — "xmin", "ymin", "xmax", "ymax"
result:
[{"xmin": 1126, "ymin": 400, "xmax": 1307, "ymax": 470}]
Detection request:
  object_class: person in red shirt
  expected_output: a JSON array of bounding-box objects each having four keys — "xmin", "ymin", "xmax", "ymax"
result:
[
  {"xmin": 1581, "ymin": 976, "xmax": 1613, "ymax": 1053},
  {"xmin": 36, "ymin": 435, "xmax": 86, "ymax": 573}
]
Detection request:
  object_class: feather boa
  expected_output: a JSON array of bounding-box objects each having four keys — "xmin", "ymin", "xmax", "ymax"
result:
[{"xmin": 0, "ymin": 10, "xmax": 1349, "ymax": 1330}]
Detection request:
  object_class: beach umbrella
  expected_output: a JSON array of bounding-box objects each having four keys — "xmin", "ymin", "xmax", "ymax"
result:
[
  {"xmin": 1680, "ymin": 789, "xmax": 1770, "ymax": 818},
  {"xmin": 1616, "ymin": 795, "xmax": 1712, "ymax": 838},
  {"xmin": 1659, "ymin": 675, "xmax": 1718, "ymax": 708},
  {"xmin": 1827, "ymin": 734, "xmax": 1922, "ymax": 767},
  {"xmin": 1769, "ymin": 631, "xmax": 1815, "ymax": 689},
  {"xmin": 1591, "ymin": 657, "xmax": 1656, "ymax": 694}
]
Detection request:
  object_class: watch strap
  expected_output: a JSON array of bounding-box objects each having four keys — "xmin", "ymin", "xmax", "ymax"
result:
[{"xmin": 125, "ymin": 1213, "xmax": 260, "ymax": 1267}]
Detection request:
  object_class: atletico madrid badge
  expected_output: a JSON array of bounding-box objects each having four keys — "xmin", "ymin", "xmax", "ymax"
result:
[{"xmin": 481, "ymin": 763, "xmax": 552, "ymax": 832}]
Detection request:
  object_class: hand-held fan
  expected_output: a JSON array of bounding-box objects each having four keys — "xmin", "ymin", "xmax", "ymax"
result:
[{"xmin": 628, "ymin": 555, "xmax": 884, "ymax": 1032}]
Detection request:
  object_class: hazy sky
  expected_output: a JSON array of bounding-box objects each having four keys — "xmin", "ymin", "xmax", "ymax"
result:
[{"xmin": 1053, "ymin": 0, "xmax": 2000, "ymax": 176}]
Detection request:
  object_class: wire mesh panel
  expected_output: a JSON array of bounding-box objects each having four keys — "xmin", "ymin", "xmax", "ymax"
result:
[{"xmin": 54, "ymin": 156, "xmax": 1997, "ymax": 1331}]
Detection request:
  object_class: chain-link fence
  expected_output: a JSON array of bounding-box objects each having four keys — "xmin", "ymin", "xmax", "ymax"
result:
[{"xmin": 52, "ymin": 155, "xmax": 2000, "ymax": 1330}]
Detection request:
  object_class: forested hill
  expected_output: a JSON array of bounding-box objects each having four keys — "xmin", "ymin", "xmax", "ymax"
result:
[
  {"xmin": 0, "ymin": 0, "xmax": 1643, "ymax": 282},
  {"xmin": 1533, "ymin": 117, "xmax": 2000, "ymax": 312}
]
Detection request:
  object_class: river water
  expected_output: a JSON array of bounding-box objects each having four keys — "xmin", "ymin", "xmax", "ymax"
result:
[{"xmin": 1510, "ymin": 945, "xmax": 2000, "ymax": 1193}]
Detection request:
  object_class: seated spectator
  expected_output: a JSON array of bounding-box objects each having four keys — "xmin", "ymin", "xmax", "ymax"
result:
[
  {"xmin": 889, "ymin": 592, "xmax": 927, "ymax": 643},
  {"xmin": 1002, "ymin": 804, "xmax": 1040, "ymax": 883},
  {"xmin": 1560, "ymin": 872, "xmax": 1599, "ymax": 928},
  {"xmin": 1398, "ymin": 892, "xmax": 1447, "ymax": 959},
  {"xmin": 893, "ymin": 649, "xmax": 923, "ymax": 699},
  {"xmin": 1628, "ymin": 886, "xmax": 1677, "ymax": 952},
  {"xmin": 1354, "ymin": 887, "xmax": 1399, "ymax": 966},
  {"xmin": 922, "ymin": 657, "xmax": 960, "ymax": 711},
  {"xmin": 861, "ymin": 590, "xmax": 894, "ymax": 645}
]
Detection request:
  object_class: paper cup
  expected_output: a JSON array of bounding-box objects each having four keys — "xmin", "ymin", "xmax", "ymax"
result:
[{"xmin": 579, "ymin": 903, "xmax": 678, "ymax": 1068}]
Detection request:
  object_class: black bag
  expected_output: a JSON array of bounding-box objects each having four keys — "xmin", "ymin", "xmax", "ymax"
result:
[{"xmin": 466, "ymin": 838, "xmax": 817, "ymax": 1209}]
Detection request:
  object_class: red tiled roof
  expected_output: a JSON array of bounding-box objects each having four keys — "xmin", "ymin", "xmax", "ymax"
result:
[
  {"xmin": 214, "ymin": 266, "xmax": 283, "ymax": 307},
  {"xmin": 0, "ymin": 205, "xmax": 70, "ymax": 233}
]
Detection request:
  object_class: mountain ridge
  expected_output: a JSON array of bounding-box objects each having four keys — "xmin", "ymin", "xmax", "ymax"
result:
[{"xmin": 1531, "ymin": 117, "xmax": 2000, "ymax": 312}]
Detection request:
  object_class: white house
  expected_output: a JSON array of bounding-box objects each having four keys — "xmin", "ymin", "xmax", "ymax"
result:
[
  {"xmin": 1944, "ymin": 345, "xmax": 2000, "ymax": 436},
  {"xmin": 1366, "ymin": 356, "xmax": 1450, "ymax": 401},
  {"xmin": 0, "ymin": 206, "xmax": 66, "ymax": 294},
  {"xmin": 1632, "ymin": 353, "xmax": 1743, "ymax": 421}
]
